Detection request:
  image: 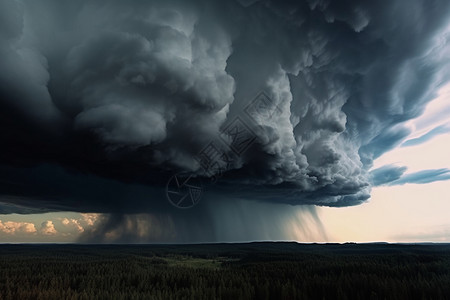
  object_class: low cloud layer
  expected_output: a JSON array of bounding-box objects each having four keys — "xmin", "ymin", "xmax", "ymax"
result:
[
  {"xmin": 1, "ymin": 0, "xmax": 450, "ymax": 221},
  {"xmin": 0, "ymin": 213, "xmax": 102, "ymax": 242},
  {"xmin": 0, "ymin": 220, "xmax": 36, "ymax": 235}
]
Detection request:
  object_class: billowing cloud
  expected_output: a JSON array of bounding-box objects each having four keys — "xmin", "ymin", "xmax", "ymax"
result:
[
  {"xmin": 0, "ymin": 214, "xmax": 107, "ymax": 241},
  {"xmin": 0, "ymin": 0, "xmax": 449, "ymax": 223},
  {"xmin": 61, "ymin": 218, "xmax": 84, "ymax": 232},
  {"xmin": 40, "ymin": 220, "xmax": 57, "ymax": 235},
  {"xmin": 81, "ymin": 213, "xmax": 101, "ymax": 227},
  {"xmin": 0, "ymin": 220, "xmax": 37, "ymax": 234},
  {"xmin": 59, "ymin": 213, "xmax": 102, "ymax": 233}
]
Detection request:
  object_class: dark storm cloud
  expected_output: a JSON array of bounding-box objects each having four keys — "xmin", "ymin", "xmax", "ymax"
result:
[
  {"xmin": 0, "ymin": 164, "xmax": 170, "ymax": 214},
  {"xmin": 0, "ymin": 0, "xmax": 450, "ymax": 216}
]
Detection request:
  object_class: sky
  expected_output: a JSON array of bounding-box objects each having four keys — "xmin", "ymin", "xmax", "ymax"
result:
[{"xmin": 0, "ymin": 0, "xmax": 449, "ymax": 243}]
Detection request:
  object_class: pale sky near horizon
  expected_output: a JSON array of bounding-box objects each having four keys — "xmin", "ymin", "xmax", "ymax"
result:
[{"xmin": 318, "ymin": 83, "xmax": 450, "ymax": 243}]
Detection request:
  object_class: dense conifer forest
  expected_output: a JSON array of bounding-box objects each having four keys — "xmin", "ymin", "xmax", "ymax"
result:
[{"xmin": 0, "ymin": 243, "xmax": 449, "ymax": 299}]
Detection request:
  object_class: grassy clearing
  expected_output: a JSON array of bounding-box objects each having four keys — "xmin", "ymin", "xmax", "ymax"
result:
[{"xmin": 156, "ymin": 255, "xmax": 238, "ymax": 269}]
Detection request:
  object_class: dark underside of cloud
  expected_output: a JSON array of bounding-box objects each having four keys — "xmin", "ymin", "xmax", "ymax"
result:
[{"xmin": 0, "ymin": 0, "xmax": 450, "ymax": 241}]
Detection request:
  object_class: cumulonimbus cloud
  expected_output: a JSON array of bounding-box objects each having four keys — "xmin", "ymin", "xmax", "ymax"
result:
[{"xmin": 0, "ymin": 0, "xmax": 450, "ymax": 215}]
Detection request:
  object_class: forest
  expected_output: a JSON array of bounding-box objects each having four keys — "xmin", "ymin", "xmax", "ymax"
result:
[{"xmin": 0, "ymin": 242, "xmax": 449, "ymax": 299}]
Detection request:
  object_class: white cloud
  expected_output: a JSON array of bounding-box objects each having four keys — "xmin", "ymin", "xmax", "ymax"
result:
[
  {"xmin": 40, "ymin": 220, "xmax": 57, "ymax": 235},
  {"xmin": 81, "ymin": 213, "xmax": 101, "ymax": 226},
  {"xmin": 61, "ymin": 218, "xmax": 84, "ymax": 233},
  {"xmin": 0, "ymin": 213, "xmax": 106, "ymax": 242},
  {"xmin": 0, "ymin": 220, "xmax": 37, "ymax": 235}
]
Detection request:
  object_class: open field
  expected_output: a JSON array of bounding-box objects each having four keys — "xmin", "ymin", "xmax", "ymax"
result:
[{"xmin": 0, "ymin": 242, "xmax": 449, "ymax": 299}]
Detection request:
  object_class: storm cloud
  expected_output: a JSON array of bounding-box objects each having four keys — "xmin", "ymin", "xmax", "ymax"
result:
[{"xmin": 1, "ymin": 0, "xmax": 450, "ymax": 220}]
